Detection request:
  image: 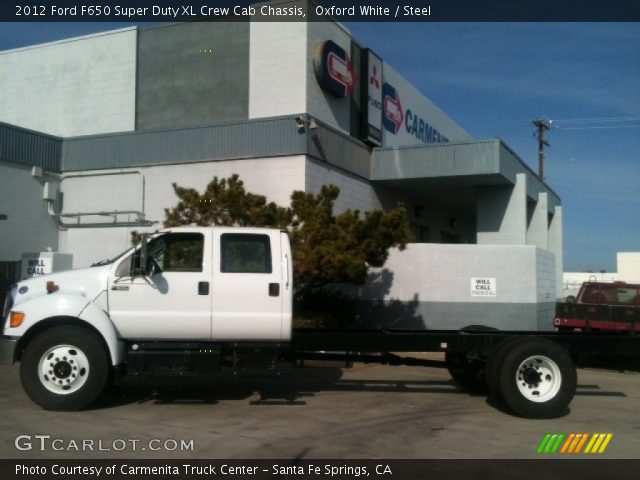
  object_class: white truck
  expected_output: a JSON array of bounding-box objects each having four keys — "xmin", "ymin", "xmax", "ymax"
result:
[{"xmin": 1, "ymin": 227, "xmax": 638, "ymax": 418}]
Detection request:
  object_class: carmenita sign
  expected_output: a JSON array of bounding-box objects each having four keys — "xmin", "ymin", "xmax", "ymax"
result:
[
  {"xmin": 313, "ymin": 40, "xmax": 355, "ymax": 98},
  {"xmin": 470, "ymin": 277, "xmax": 497, "ymax": 297}
]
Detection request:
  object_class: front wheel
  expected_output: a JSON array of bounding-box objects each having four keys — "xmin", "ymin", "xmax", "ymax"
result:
[
  {"xmin": 20, "ymin": 325, "xmax": 110, "ymax": 411},
  {"xmin": 497, "ymin": 338, "xmax": 576, "ymax": 419}
]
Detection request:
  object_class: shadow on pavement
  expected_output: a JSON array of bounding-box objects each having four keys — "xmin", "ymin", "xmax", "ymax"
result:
[
  {"xmin": 86, "ymin": 362, "xmax": 630, "ymax": 413},
  {"xmin": 576, "ymin": 354, "xmax": 640, "ymax": 372},
  {"xmin": 89, "ymin": 364, "xmax": 471, "ymax": 411}
]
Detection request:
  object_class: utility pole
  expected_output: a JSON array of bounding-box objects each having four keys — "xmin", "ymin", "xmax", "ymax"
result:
[{"xmin": 532, "ymin": 119, "xmax": 550, "ymax": 181}]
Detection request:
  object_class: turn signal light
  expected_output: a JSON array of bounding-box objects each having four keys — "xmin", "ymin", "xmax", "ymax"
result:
[
  {"xmin": 10, "ymin": 312, "xmax": 25, "ymax": 328},
  {"xmin": 46, "ymin": 281, "xmax": 59, "ymax": 294}
]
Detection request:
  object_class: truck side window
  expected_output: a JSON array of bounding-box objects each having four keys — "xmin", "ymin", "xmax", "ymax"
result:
[
  {"xmin": 148, "ymin": 233, "xmax": 204, "ymax": 272},
  {"xmin": 614, "ymin": 288, "xmax": 636, "ymax": 305},
  {"xmin": 221, "ymin": 234, "xmax": 272, "ymax": 273}
]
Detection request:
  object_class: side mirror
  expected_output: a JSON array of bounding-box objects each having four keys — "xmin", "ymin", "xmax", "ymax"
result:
[
  {"xmin": 565, "ymin": 295, "xmax": 576, "ymax": 304},
  {"xmin": 144, "ymin": 255, "xmax": 160, "ymax": 277},
  {"xmin": 131, "ymin": 254, "xmax": 159, "ymax": 277}
]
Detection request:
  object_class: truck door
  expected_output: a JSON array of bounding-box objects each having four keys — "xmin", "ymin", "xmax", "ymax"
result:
[
  {"xmin": 211, "ymin": 230, "xmax": 284, "ymax": 340},
  {"xmin": 108, "ymin": 231, "xmax": 212, "ymax": 339}
]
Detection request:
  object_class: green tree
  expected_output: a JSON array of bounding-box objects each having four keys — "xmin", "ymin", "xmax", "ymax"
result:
[
  {"xmin": 164, "ymin": 174, "xmax": 292, "ymax": 229},
  {"xmin": 145, "ymin": 174, "xmax": 412, "ymax": 323},
  {"xmin": 288, "ymin": 185, "xmax": 412, "ymax": 294}
]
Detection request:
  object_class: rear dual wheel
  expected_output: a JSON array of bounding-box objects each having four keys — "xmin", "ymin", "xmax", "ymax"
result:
[{"xmin": 489, "ymin": 338, "xmax": 576, "ymax": 418}]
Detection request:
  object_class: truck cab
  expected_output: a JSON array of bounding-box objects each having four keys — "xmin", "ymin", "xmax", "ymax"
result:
[
  {"xmin": 1, "ymin": 227, "xmax": 293, "ymax": 410},
  {"xmin": 108, "ymin": 227, "xmax": 292, "ymax": 341}
]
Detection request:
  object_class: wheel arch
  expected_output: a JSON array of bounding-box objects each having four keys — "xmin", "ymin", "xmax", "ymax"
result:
[{"xmin": 15, "ymin": 315, "xmax": 124, "ymax": 366}]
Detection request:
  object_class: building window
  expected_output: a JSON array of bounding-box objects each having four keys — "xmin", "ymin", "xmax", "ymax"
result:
[
  {"xmin": 440, "ymin": 231, "xmax": 461, "ymax": 244},
  {"xmin": 221, "ymin": 234, "xmax": 272, "ymax": 274}
]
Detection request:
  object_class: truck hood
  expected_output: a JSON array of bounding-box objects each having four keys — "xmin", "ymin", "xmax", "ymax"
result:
[{"xmin": 10, "ymin": 265, "xmax": 111, "ymax": 309}]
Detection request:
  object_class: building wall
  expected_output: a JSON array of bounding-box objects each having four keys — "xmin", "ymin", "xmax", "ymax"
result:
[
  {"xmin": 477, "ymin": 173, "xmax": 528, "ymax": 245},
  {"xmin": 0, "ymin": 161, "xmax": 59, "ymax": 261},
  {"xmin": 57, "ymin": 154, "xmax": 481, "ymax": 268},
  {"xmin": 535, "ymin": 248, "xmax": 557, "ymax": 328},
  {"xmin": 350, "ymin": 243, "xmax": 556, "ymax": 331},
  {"xmin": 136, "ymin": 22, "xmax": 250, "ymax": 130},
  {"xmin": 305, "ymin": 158, "xmax": 475, "ymax": 243},
  {"xmin": 617, "ymin": 252, "xmax": 640, "ymax": 282},
  {"xmin": 249, "ymin": 21, "xmax": 308, "ymax": 118},
  {"xmin": 305, "ymin": 157, "xmax": 382, "ymax": 213},
  {"xmin": 415, "ymin": 207, "xmax": 476, "ymax": 244},
  {"xmin": 526, "ymin": 193, "xmax": 549, "ymax": 249},
  {"xmin": 0, "ymin": 28, "xmax": 136, "ymax": 137},
  {"xmin": 57, "ymin": 156, "xmax": 307, "ymax": 267},
  {"xmin": 0, "ymin": 19, "xmax": 471, "ymax": 148}
]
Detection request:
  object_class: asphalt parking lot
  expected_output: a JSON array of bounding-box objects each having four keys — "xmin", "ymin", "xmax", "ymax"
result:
[{"xmin": 1, "ymin": 354, "xmax": 639, "ymax": 459}]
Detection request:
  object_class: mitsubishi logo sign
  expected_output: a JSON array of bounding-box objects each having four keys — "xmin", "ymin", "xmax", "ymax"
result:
[
  {"xmin": 364, "ymin": 48, "xmax": 383, "ymax": 146},
  {"xmin": 382, "ymin": 83, "xmax": 403, "ymax": 135},
  {"xmin": 313, "ymin": 40, "xmax": 355, "ymax": 97},
  {"xmin": 369, "ymin": 65, "xmax": 380, "ymax": 89}
]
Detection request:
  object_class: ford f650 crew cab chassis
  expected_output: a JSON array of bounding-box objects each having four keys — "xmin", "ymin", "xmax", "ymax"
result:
[{"xmin": 1, "ymin": 227, "xmax": 638, "ymax": 418}]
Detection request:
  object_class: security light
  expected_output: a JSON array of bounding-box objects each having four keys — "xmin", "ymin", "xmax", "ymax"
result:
[{"xmin": 294, "ymin": 116, "xmax": 306, "ymax": 132}]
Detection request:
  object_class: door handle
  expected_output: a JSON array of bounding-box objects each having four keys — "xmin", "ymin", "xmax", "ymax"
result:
[
  {"xmin": 111, "ymin": 285, "xmax": 130, "ymax": 291},
  {"xmin": 269, "ymin": 283, "xmax": 280, "ymax": 297},
  {"xmin": 198, "ymin": 281, "xmax": 210, "ymax": 295}
]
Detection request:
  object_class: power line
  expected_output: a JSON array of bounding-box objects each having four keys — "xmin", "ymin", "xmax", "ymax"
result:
[
  {"xmin": 549, "ymin": 116, "xmax": 640, "ymax": 132},
  {"xmin": 550, "ymin": 115, "xmax": 640, "ymax": 123},
  {"xmin": 555, "ymin": 124, "xmax": 640, "ymax": 130}
]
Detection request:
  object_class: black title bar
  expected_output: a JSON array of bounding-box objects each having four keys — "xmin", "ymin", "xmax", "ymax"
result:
[
  {"xmin": 4, "ymin": 459, "xmax": 640, "ymax": 480},
  {"xmin": 3, "ymin": 0, "xmax": 640, "ymax": 22}
]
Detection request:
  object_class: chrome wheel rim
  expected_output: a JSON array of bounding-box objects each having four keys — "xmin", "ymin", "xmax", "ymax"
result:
[
  {"xmin": 515, "ymin": 355, "xmax": 561, "ymax": 403},
  {"xmin": 38, "ymin": 344, "xmax": 89, "ymax": 395}
]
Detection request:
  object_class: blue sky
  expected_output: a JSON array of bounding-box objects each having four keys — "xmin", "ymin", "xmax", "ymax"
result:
[{"xmin": 1, "ymin": 22, "xmax": 638, "ymax": 272}]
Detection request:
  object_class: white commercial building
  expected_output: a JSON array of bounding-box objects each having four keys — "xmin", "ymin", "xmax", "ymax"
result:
[
  {"xmin": 0, "ymin": 7, "xmax": 563, "ymax": 330},
  {"xmin": 563, "ymin": 252, "xmax": 640, "ymax": 297}
]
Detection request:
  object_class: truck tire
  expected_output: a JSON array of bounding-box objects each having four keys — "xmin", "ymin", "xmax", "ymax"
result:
[
  {"xmin": 485, "ymin": 336, "xmax": 528, "ymax": 399},
  {"xmin": 445, "ymin": 324, "xmax": 497, "ymax": 394},
  {"xmin": 445, "ymin": 351, "xmax": 488, "ymax": 394},
  {"xmin": 20, "ymin": 325, "xmax": 110, "ymax": 411},
  {"xmin": 497, "ymin": 338, "xmax": 576, "ymax": 419}
]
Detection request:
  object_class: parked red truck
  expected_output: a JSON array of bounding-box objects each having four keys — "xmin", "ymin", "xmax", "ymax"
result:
[{"xmin": 555, "ymin": 281, "xmax": 640, "ymax": 333}]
